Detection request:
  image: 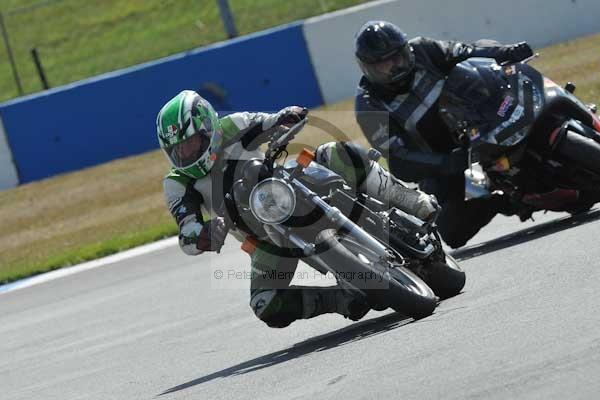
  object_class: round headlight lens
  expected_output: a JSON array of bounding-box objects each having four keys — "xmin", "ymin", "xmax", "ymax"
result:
[{"xmin": 249, "ymin": 178, "xmax": 296, "ymax": 224}]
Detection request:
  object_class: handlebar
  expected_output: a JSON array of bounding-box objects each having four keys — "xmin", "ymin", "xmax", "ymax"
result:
[
  {"xmin": 265, "ymin": 118, "xmax": 308, "ymax": 159},
  {"xmin": 500, "ymin": 52, "xmax": 540, "ymax": 66},
  {"xmin": 520, "ymin": 53, "xmax": 540, "ymax": 64}
]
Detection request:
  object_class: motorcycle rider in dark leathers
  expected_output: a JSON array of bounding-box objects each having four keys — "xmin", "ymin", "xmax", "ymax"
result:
[{"xmin": 354, "ymin": 20, "xmax": 537, "ymax": 248}]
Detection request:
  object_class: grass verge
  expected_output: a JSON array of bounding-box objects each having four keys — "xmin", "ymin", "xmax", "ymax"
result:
[
  {"xmin": 0, "ymin": 0, "xmax": 372, "ymax": 102},
  {"xmin": 2, "ymin": 224, "xmax": 178, "ymax": 283},
  {"xmin": 0, "ymin": 33, "xmax": 599, "ymax": 284}
]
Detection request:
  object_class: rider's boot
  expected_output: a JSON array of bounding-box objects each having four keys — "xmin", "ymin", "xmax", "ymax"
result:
[
  {"xmin": 360, "ymin": 161, "xmax": 438, "ymax": 220},
  {"xmin": 296, "ymin": 285, "xmax": 371, "ymax": 321}
]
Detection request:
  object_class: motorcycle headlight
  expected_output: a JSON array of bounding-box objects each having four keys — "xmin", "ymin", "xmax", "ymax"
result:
[{"xmin": 249, "ymin": 178, "xmax": 296, "ymax": 224}]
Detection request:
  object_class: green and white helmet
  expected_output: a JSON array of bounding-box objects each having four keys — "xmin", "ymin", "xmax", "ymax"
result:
[{"xmin": 156, "ymin": 90, "xmax": 223, "ymax": 179}]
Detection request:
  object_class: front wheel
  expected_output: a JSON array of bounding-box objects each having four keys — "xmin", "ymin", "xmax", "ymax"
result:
[
  {"xmin": 422, "ymin": 255, "xmax": 466, "ymax": 300},
  {"xmin": 315, "ymin": 229, "xmax": 437, "ymax": 319}
]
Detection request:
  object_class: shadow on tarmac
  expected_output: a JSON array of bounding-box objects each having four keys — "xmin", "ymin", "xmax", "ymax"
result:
[
  {"xmin": 155, "ymin": 212, "xmax": 600, "ymax": 396},
  {"xmin": 158, "ymin": 311, "xmax": 414, "ymax": 396},
  {"xmin": 450, "ymin": 208, "xmax": 600, "ymax": 261}
]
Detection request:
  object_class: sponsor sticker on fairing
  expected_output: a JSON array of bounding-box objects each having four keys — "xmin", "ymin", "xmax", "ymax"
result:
[
  {"xmin": 543, "ymin": 77, "xmax": 559, "ymax": 88},
  {"xmin": 497, "ymin": 96, "xmax": 514, "ymax": 118}
]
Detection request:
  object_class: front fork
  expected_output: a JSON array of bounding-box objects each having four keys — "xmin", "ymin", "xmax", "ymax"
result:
[
  {"xmin": 265, "ymin": 181, "xmax": 393, "ymax": 295},
  {"xmin": 265, "ymin": 170, "xmax": 394, "ymax": 275},
  {"xmin": 239, "ymin": 165, "xmax": 395, "ymax": 285}
]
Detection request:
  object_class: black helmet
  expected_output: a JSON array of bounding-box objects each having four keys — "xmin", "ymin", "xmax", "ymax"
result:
[{"xmin": 355, "ymin": 21, "xmax": 415, "ymax": 89}]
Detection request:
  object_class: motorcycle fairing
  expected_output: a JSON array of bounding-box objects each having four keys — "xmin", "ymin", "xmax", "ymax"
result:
[
  {"xmin": 284, "ymin": 160, "xmax": 346, "ymax": 188},
  {"xmin": 439, "ymin": 59, "xmax": 543, "ymax": 153}
]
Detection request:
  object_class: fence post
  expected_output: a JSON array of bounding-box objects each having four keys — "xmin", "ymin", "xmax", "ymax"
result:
[
  {"xmin": 30, "ymin": 47, "xmax": 49, "ymax": 90},
  {"xmin": 216, "ymin": 0, "xmax": 238, "ymax": 39},
  {"xmin": 0, "ymin": 11, "xmax": 23, "ymax": 95}
]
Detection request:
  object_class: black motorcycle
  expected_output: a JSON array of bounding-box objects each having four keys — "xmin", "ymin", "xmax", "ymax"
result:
[
  {"xmin": 440, "ymin": 56, "xmax": 600, "ymax": 217},
  {"xmin": 218, "ymin": 119, "xmax": 465, "ymax": 319}
]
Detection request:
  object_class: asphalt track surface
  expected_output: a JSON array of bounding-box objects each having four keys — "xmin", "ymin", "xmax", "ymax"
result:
[{"xmin": 2, "ymin": 210, "xmax": 600, "ymax": 400}]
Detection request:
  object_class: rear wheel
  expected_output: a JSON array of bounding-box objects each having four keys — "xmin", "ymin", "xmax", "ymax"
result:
[
  {"xmin": 556, "ymin": 130, "xmax": 600, "ymax": 175},
  {"xmin": 315, "ymin": 229, "xmax": 437, "ymax": 319},
  {"xmin": 554, "ymin": 131, "xmax": 600, "ymax": 210}
]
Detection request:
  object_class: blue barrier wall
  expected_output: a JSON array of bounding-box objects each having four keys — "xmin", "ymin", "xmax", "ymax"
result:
[{"xmin": 0, "ymin": 22, "xmax": 323, "ymax": 184}]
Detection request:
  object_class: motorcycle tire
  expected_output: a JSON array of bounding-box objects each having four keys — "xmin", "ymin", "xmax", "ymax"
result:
[
  {"xmin": 422, "ymin": 255, "xmax": 466, "ymax": 300},
  {"xmin": 315, "ymin": 229, "xmax": 437, "ymax": 319},
  {"xmin": 556, "ymin": 130, "xmax": 600, "ymax": 175}
]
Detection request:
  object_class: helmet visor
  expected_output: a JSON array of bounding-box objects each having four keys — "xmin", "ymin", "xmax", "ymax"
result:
[
  {"xmin": 164, "ymin": 130, "xmax": 211, "ymax": 168},
  {"xmin": 359, "ymin": 45, "xmax": 414, "ymax": 86}
]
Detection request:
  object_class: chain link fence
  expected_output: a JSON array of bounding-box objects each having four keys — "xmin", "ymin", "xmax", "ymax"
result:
[{"xmin": 0, "ymin": 0, "xmax": 372, "ymax": 102}]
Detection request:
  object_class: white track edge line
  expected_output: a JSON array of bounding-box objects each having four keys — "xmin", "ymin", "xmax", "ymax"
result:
[{"xmin": 0, "ymin": 236, "xmax": 179, "ymax": 295}]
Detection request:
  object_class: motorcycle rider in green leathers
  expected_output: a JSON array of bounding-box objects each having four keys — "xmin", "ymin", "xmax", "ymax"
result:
[{"xmin": 157, "ymin": 90, "xmax": 438, "ymax": 328}]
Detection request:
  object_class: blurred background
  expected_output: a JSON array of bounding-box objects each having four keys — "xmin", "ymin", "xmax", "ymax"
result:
[{"xmin": 0, "ymin": 0, "xmax": 372, "ymax": 101}]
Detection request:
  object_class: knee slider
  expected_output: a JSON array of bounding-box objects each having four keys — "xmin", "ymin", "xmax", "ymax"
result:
[
  {"xmin": 314, "ymin": 142, "xmax": 336, "ymax": 165},
  {"xmin": 250, "ymin": 289, "xmax": 302, "ymax": 328},
  {"xmin": 315, "ymin": 142, "xmax": 370, "ymax": 168},
  {"xmin": 339, "ymin": 142, "xmax": 370, "ymax": 169}
]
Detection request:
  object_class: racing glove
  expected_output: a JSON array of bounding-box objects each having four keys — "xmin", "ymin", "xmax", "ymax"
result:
[
  {"xmin": 275, "ymin": 106, "xmax": 308, "ymax": 127},
  {"xmin": 263, "ymin": 106, "xmax": 308, "ymax": 130},
  {"xmin": 244, "ymin": 106, "xmax": 309, "ymax": 150},
  {"xmin": 505, "ymin": 42, "xmax": 534, "ymax": 63},
  {"xmin": 197, "ymin": 217, "xmax": 227, "ymax": 252},
  {"xmin": 241, "ymin": 106, "xmax": 308, "ymax": 151},
  {"xmin": 469, "ymin": 41, "xmax": 533, "ymax": 64}
]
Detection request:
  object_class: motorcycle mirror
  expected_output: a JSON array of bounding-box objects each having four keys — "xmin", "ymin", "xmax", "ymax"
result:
[
  {"xmin": 500, "ymin": 53, "xmax": 539, "ymax": 67},
  {"xmin": 520, "ymin": 53, "xmax": 539, "ymax": 64}
]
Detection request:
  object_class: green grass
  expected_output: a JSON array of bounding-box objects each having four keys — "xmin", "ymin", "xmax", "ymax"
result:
[
  {"xmin": 0, "ymin": 0, "xmax": 373, "ymax": 102},
  {"xmin": 0, "ymin": 32, "xmax": 599, "ymax": 284},
  {"xmin": 0, "ymin": 223, "xmax": 178, "ymax": 283}
]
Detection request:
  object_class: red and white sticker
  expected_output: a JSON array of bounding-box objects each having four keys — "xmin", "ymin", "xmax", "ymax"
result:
[{"xmin": 497, "ymin": 96, "xmax": 514, "ymax": 118}]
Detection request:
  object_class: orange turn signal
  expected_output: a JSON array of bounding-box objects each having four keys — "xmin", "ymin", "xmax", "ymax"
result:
[
  {"xmin": 297, "ymin": 148, "xmax": 315, "ymax": 168},
  {"xmin": 241, "ymin": 236, "xmax": 259, "ymax": 254}
]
